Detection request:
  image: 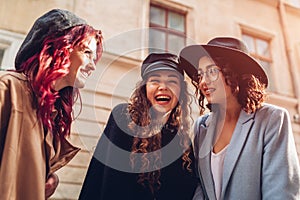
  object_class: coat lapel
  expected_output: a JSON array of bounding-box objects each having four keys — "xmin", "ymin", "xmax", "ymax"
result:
[
  {"xmin": 221, "ymin": 110, "xmax": 255, "ymax": 197},
  {"xmin": 199, "ymin": 154, "xmax": 216, "ymax": 200},
  {"xmin": 198, "ymin": 113, "xmax": 220, "ymax": 200}
]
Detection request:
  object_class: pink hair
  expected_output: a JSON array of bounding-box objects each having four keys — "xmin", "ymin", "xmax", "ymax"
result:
[{"xmin": 17, "ymin": 25, "xmax": 103, "ymax": 137}]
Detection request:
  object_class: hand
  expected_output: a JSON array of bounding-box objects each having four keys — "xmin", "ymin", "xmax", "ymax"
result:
[{"xmin": 45, "ymin": 173, "xmax": 59, "ymax": 199}]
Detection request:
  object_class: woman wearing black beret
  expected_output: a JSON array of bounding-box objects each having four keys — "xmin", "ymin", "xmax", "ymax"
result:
[{"xmin": 79, "ymin": 52, "xmax": 198, "ymax": 200}]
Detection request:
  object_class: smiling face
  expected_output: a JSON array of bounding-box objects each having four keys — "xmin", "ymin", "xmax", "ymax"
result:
[
  {"xmin": 53, "ymin": 37, "xmax": 97, "ymax": 90},
  {"xmin": 198, "ymin": 56, "xmax": 232, "ymax": 105},
  {"xmin": 146, "ymin": 70, "xmax": 181, "ymax": 116}
]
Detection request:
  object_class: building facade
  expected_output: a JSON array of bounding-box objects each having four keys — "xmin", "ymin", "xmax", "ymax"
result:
[{"xmin": 0, "ymin": 0, "xmax": 300, "ymax": 199}]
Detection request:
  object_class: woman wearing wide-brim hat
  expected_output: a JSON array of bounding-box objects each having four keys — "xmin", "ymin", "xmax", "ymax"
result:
[{"xmin": 179, "ymin": 37, "xmax": 300, "ymax": 200}]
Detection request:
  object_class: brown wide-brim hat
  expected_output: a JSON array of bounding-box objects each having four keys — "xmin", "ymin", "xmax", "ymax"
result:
[{"xmin": 179, "ymin": 37, "xmax": 268, "ymax": 87}]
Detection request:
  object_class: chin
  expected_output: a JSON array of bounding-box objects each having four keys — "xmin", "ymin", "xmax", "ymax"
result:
[
  {"xmin": 206, "ymin": 98, "xmax": 212, "ymax": 104},
  {"xmin": 74, "ymin": 80, "xmax": 86, "ymax": 88},
  {"xmin": 151, "ymin": 105, "xmax": 171, "ymax": 115}
]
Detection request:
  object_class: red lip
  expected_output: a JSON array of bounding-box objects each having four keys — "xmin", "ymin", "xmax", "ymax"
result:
[
  {"xmin": 80, "ymin": 69, "xmax": 91, "ymax": 78},
  {"xmin": 154, "ymin": 94, "xmax": 171, "ymax": 105}
]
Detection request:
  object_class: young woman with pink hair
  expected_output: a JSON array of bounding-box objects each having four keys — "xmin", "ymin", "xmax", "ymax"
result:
[{"xmin": 0, "ymin": 9, "xmax": 103, "ymax": 199}]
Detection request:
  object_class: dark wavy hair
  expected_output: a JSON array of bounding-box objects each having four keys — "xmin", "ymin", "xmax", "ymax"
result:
[
  {"xmin": 16, "ymin": 24, "xmax": 103, "ymax": 138},
  {"xmin": 128, "ymin": 77, "xmax": 193, "ymax": 193},
  {"xmin": 192, "ymin": 56, "xmax": 266, "ymax": 114}
]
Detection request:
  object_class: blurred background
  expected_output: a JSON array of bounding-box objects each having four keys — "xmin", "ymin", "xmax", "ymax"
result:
[{"xmin": 0, "ymin": 0, "xmax": 300, "ymax": 199}]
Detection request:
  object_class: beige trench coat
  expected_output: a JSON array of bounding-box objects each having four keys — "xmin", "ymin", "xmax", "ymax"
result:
[{"xmin": 0, "ymin": 72, "xmax": 80, "ymax": 200}]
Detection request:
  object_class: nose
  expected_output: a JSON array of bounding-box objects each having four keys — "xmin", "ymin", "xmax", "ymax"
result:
[
  {"xmin": 158, "ymin": 81, "xmax": 168, "ymax": 90},
  {"xmin": 198, "ymin": 76, "xmax": 210, "ymax": 89},
  {"xmin": 87, "ymin": 59, "xmax": 96, "ymax": 71},
  {"xmin": 201, "ymin": 73, "xmax": 211, "ymax": 84}
]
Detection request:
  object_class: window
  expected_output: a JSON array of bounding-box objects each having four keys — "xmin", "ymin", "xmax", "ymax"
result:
[
  {"xmin": 242, "ymin": 34, "xmax": 274, "ymax": 91},
  {"xmin": 149, "ymin": 4, "xmax": 186, "ymax": 54},
  {"xmin": 289, "ymin": 0, "xmax": 300, "ymax": 8},
  {"xmin": 0, "ymin": 30, "xmax": 24, "ymax": 70},
  {"xmin": 0, "ymin": 48, "xmax": 4, "ymax": 68}
]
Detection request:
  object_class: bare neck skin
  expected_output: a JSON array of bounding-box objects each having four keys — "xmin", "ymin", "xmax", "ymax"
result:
[{"xmin": 213, "ymin": 96, "xmax": 241, "ymax": 153}]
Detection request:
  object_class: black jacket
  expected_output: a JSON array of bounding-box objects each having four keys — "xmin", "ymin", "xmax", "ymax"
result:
[{"xmin": 79, "ymin": 103, "xmax": 198, "ymax": 200}]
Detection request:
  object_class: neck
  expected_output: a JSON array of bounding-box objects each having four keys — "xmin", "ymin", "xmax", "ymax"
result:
[
  {"xmin": 217, "ymin": 97, "xmax": 241, "ymax": 121},
  {"xmin": 153, "ymin": 110, "xmax": 171, "ymax": 125}
]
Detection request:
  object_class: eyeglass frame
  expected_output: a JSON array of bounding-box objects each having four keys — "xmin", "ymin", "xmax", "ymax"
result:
[{"xmin": 193, "ymin": 64, "xmax": 222, "ymax": 83}]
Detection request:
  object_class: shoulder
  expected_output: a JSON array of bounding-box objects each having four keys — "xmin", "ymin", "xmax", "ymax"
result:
[
  {"xmin": 110, "ymin": 103, "xmax": 130, "ymax": 123},
  {"xmin": 0, "ymin": 71, "xmax": 27, "ymax": 88},
  {"xmin": 194, "ymin": 113, "xmax": 210, "ymax": 128},
  {"xmin": 0, "ymin": 71, "xmax": 29, "ymax": 97},
  {"xmin": 192, "ymin": 113, "xmax": 210, "ymax": 139},
  {"xmin": 101, "ymin": 103, "xmax": 133, "ymax": 150},
  {"xmin": 105, "ymin": 103, "xmax": 130, "ymax": 132},
  {"xmin": 111, "ymin": 103, "xmax": 129, "ymax": 114},
  {"xmin": 0, "ymin": 71, "xmax": 27, "ymax": 81},
  {"xmin": 253, "ymin": 103, "xmax": 291, "ymax": 131},
  {"xmin": 256, "ymin": 103, "xmax": 288, "ymax": 117},
  {"xmin": 0, "ymin": 72, "xmax": 31, "ymax": 115}
]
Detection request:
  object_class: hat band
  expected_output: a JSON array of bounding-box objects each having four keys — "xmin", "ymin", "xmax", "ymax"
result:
[{"xmin": 142, "ymin": 61, "xmax": 180, "ymax": 77}]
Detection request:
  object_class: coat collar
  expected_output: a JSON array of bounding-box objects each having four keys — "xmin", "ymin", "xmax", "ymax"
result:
[{"xmin": 198, "ymin": 111, "xmax": 219, "ymax": 200}]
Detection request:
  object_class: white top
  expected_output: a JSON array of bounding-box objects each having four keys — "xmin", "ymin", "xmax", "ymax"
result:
[{"xmin": 211, "ymin": 146, "xmax": 228, "ymax": 200}]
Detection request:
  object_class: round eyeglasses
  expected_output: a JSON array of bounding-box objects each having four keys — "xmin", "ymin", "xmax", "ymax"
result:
[{"xmin": 194, "ymin": 66, "xmax": 221, "ymax": 83}]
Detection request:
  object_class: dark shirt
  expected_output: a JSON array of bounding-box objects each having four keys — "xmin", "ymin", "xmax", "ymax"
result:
[{"xmin": 79, "ymin": 103, "xmax": 198, "ymax": 200}]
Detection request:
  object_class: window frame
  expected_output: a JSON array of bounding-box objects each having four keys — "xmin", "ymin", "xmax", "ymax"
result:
[
  {"xmin": 288, "ymin": 0, "xmax": 300, "ymax": 8},
  {"xmin": 149, "ymin": 3, "xmax": 187, "ymax": 53},
  {"xmin": 241, "ymin": 32, "xmax": 274, "ymax": 91},
  {"xmin": 242, "ymin": 33, "xmax": 273, "ymax": 64},
  {"xmin": 0, "ymin": 29, "xmax": 24, "ymax": 70}
]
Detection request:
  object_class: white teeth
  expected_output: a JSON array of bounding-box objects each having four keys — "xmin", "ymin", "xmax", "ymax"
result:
[
  {"xmin": 155, "ymin": 95, "xmax": 171, "ymax": 101},
  {"xmin": 81, "ymin": 71, "xmax": 88, "ymax": 78},
  {"xmin": 205, "ymin": 89, "xmax": 215, "ymax": 94},
  {"xmin": 158, "ymin": 95, "xmax": 169, "ymax": 99}
]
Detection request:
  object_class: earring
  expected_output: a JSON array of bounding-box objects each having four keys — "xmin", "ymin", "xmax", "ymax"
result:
[{"xmin": 234, "ymin": 86, "xmax": 240, "ymax": 94}]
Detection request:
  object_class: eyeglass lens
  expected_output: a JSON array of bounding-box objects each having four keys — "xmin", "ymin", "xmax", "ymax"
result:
[{"xmin": 197, "ymin": 67, "xmax": 220, "ymax": 82}]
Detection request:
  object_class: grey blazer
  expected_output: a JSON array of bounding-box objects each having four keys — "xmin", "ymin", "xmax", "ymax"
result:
[{"xmin": 193, "ymin": 103, "xmax": 300, "ymax": 200}]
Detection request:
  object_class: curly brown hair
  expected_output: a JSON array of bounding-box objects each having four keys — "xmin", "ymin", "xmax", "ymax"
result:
[
  {"xmin": 192, "ymin": 56, "xmax": 266, "ymax": 115},
  {"xmin": 128, "ymin": 77, "xmax": 193, "ymax": 193}
]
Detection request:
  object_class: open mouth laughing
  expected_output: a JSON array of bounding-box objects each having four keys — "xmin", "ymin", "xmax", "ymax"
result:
[
  {"xmin": 80, "ymin": 69, "xmax": 91, "ymax": 79},
  {"xmin": 155, "ymin": 95, "xmax": 171, "ymax": 104}
]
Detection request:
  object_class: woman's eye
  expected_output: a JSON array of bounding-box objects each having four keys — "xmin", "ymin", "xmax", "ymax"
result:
[
  {"xmin": 169, "ymin": 80, "xmax": 178, "ymax": 84},
  {"xmin": 85, "ymin": 50, "xmax": 92, "ymax": 56},
  {"xmin": 149, "ymin": 79, "xmax": 159, "ymax": 83},
  {"xmin": 211, "ymin": 68, "xmax": 219, "ymax": 75},
  {"xmin": 82, "ymin": 49, "xmax": 93, "ymax": 58}
]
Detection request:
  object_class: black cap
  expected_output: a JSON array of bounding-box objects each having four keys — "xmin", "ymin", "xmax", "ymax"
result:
[
  {"xmin": 15, "ymin": 9, "xmax": 87, "ymax": 69},
  {"xmin": 141, "ymin": 53, "xmax": 183, "ymax": 79}
]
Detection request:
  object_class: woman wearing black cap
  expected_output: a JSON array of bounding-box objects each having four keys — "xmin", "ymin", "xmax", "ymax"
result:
[
  {"xmin": 79, "ymin": 52, "xmax": 198, "ymax": 200},
  {"xmin": 180, "ymin": 37, "xmax": 300, "ymax": 199},
  {"xmin": 0, "ymin": 9, "xmax": 103, "ymax": 199}
]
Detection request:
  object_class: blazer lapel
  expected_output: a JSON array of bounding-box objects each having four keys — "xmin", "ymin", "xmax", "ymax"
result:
[
  {"xmin": 221, "ymin": 110, "xmax": 255, "ymax": 197},
  {"xmin": 199, "ymin": 154, "xmax": 216, "ymax": 200},
  {"xmin": 198, "ymin": 113, "xmax": 220, "ymax": 200}
]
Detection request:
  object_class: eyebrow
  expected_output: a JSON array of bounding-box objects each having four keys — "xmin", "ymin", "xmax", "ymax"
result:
[
  {"xmin": 199, "ymin": 64, "xmax": 218, "ymax": 71},
  {"xmin": 80, "ymin": 45, "xmax": 97, "ymax": 59},
  {"xmin": 81, "ymin": 45, "xmax": 92, "ymax": 51},
  {"xmin": 168, "ymin": 74, "xmax": 180, "ymax": 79},
  {"xmin": 149, "ymin": 73, "xmax": 180, "ymax": 79}
]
